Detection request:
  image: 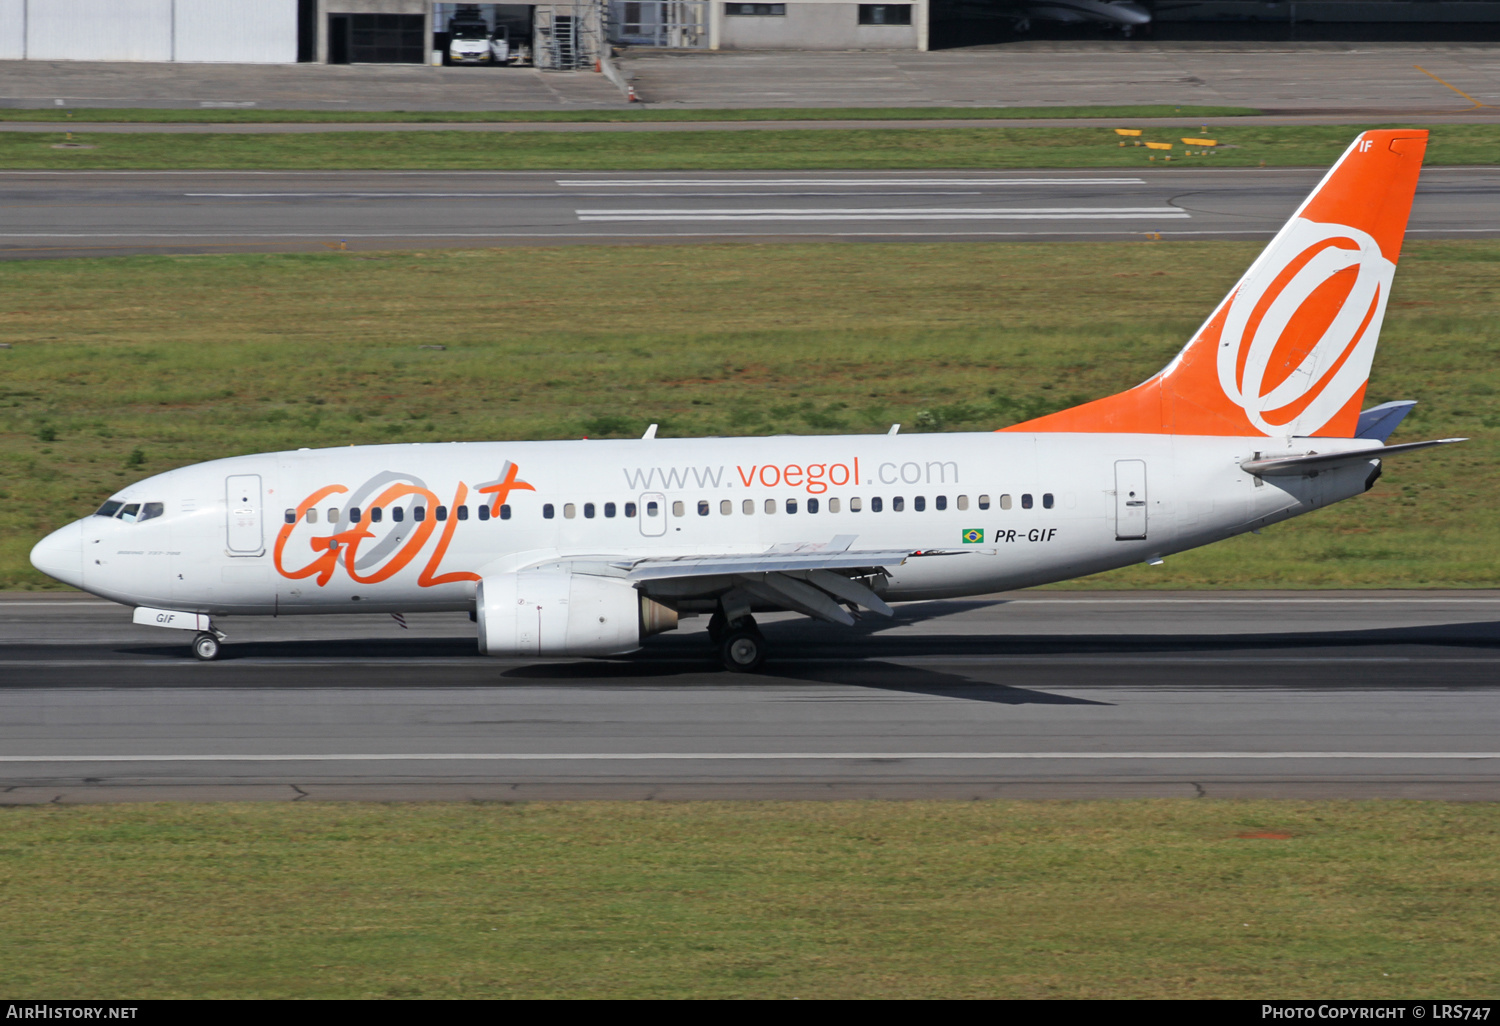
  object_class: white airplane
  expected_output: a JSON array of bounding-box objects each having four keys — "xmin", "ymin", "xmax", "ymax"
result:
[{"xmin": 30, "ymin": 129, "xmax": 1461, "ymax": 671}]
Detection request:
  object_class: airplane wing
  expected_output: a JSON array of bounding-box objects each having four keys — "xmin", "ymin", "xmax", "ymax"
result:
[
  {"xmin": 1240, "ymin": 438, "xmax": 1465, "ymax": 477},
  {"xmin": 594, "ymin": 536, "xmax": 912, "ymax": 626}
]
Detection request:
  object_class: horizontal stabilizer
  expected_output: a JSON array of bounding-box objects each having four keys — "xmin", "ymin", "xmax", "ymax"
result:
[
  {"xmin": 1355, "ymin": 400, "xmax": 1417, "ymax": 442},
  {"xmin": 1241, "ymin": 437, "xmax": 1465, "ymax": 476}
]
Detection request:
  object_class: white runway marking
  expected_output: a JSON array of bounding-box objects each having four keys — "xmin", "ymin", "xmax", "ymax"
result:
[
  {"xmin": 559, "ymin": 178, "xmax": 1149, "ymax": 186},
  {"xmin": 2, "ymin": 751, "xmax": 1497, "ymax": 762},
  {"xmin": 0, "ymin": 229, "xmax": 1273, "ymax": 241},
  {"xmin": 578, "ymin": 206, "xmax": 1190, "ymax": 222}
]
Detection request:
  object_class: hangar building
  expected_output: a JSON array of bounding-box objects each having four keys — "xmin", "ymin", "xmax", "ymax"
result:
[
  {"xmin": 0, "ymin": 0, "xmax": 929, "ymax": 61},
  {"xmin": 0, "ymin": 0, "xmax": 1494, "ymax": 63}
]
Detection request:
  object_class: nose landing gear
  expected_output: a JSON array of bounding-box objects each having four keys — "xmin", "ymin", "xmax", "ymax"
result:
[{"xmin": 191, "ymin": 630, "xmax": 225, "ymax": 661}]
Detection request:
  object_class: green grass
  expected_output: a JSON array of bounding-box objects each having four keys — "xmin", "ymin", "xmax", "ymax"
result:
[
  {"xmin": 7, "ymin": 123, "xmax": 1499, "ymax": 170},
  {"xmin": 2, "ymin": 240, "xmax": 1497, "ymax": 590},
  {"xmin": 1, "ymin": 800, "xmax": 1497, "ymax": 998},
  {"xmin": 0, "ymin": 104, "xmax": 1262, "ymax": 123}
]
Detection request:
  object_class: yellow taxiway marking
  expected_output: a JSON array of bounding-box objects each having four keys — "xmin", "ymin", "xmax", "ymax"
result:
[{"xmin": 1414, "ymin": 64, "xmax": 1490, "ymax": 109}]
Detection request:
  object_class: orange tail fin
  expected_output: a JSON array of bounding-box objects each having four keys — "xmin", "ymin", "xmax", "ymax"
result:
[{"xmin": 1004, "ymin": 129, "xmax": 1428, "ymax": 438}]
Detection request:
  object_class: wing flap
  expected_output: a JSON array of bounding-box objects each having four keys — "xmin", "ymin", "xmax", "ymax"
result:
[{"xmin": 616, "ymin": 548, "xmax": 914, "ymax": 580}]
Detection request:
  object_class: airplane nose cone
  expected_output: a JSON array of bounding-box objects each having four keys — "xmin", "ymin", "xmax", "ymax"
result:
[{"xmin": 29, "ymin": 520, "xmax": 85, "ymax": 588}]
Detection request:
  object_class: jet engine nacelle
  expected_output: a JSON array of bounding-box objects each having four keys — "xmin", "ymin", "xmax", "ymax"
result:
[{"xmin": 476, "ymin": 570, "xmax": 675, "ymax": 657}]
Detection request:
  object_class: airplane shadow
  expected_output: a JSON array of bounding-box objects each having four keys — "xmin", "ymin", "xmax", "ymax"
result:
[
  {"xmin": 59, "ymin": 597, "xmax": 1500, "ymax": 701},
  {"xmin": 501, "ymin": 657, "xmax": 1109, "ymax": 706}
]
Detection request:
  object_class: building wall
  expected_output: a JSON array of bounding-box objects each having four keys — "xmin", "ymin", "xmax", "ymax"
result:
[
  {"xmin": 716, "ymin": 1, "xmax": 926, "ymax": 49},
  {"xmin": 0, "ymin": 0, "xmax": 25, "ymax": 60},
  {"xmin": 175, "ymin": 0, "xmax": 298, "ymax": 62},
  {"xmin": 27, "ymin": 0, "xmax": 172, "ymax": 61},
  {"xmin": 0, "ymin": 0, "xmax": 297, "ymax": 62}
]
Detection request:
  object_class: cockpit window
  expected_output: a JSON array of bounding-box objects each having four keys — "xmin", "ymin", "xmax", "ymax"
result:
[
  {"xmin": 95, "ymin": 500, "xmax": 123, "ymax": 518},
  {"xmin": 117, "ymin": 503, "xmax": 141, "ymax": 523},
  {"xmin": 139, "ymin": 502, "xmax": 164, "ymax": 522}
]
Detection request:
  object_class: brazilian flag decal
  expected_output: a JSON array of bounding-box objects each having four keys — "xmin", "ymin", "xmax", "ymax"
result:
[{"xmin": 962, "ymin": 528, "xmax": 983, "ymax": 544}]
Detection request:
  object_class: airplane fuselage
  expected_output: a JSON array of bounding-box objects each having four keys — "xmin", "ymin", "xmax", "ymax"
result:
[{"xmin": 42, "ymin": 431, "xmax": 1379, "ymax": 618}]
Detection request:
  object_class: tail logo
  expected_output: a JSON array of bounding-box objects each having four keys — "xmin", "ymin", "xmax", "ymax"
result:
[{"xmin": 1214, "ymin": 218, "xmax": 1395, "ymax": 436}]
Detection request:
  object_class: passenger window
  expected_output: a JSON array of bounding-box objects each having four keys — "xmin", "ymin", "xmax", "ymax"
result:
[
  {"xmin": 457, "ymin": 505, "xmax": 470, "ymax": 521},
  {"xmin": 392, "ymin": 506, "xmax": 405, "ymax": 523},
  {"xmin": 892, "ymin": 496, "xmax": 904, "ymax": 512},
  {"xmin": 117, "ymin": 503, "xmax": 140, "ymax": 522},
  {"xmin": 584, "ymin": 502, "xmax": 596, "ymax": 519},
  {"xmin": 764, "ymin": 499, "xmax": 776, "ymax": 514},
  {"xmin": 413, "ymin": 507, "xmax": 425, "ymax": 522},
  {"xmin": 435, "ymin": 506, "xmax": 447, "ymax": 522},
  {"xmin": 1043, "ymin": 493, "xmax": 1054, "ymax": 509},
  {"xmin": 604, "ymin": 502, "xmax": 616, "ymax": 518},
  {"xmin": 350, "ymin": 506, "xmax": 362, "ymax": 523},
  {"xmin": 542, "ymin": 504, "xmax": 554, "ymax": 519},
  {"xmin": 501, "ymin": 504, "xmax": 512, "ymax": 521},
  {"xmin": 1000, "ymin": 494, "xmax": 1012, "ymax": 510},
  {"xmin": 720, "ymin": 500, "xmax": 732, "ymax": 515},
  {"xmin": 95, "ymin": 501, "xmax": 123, "ymax": 518},
  {"xmin": 671, "ymin": 501, "xmax": 684, "ymax": 518},
  {"xmin": 327, "ymin": 507, "xmax": 340, "ymax": 523},
  {"xmin": 828, "ymin": 498, "xmax": 841, "ymax": 513},
  {"xmin": 786, "ymin": 498, "xmax": 798, "ymax": 514},
  {"xmin": 957, "ymin": 495, "xmax": 969, "ymax": 511},
  {"xmin": 305, "ymin": 508, "xmax": 319, "ymax": 525},
  {"xmin": 914, "ymin": 496, "xmax": 925, "ymax": 512},
  {"xmin": 977, "ymin": 495, "xmax": 990, "ymax": 511},
  {"xmin": 284, "ymin": 508, "xmax": 296, "ymax": 525},
  {"xmin": 1022, "ymin": 493, "xmax": 1034, "ymax": 509},
  {"xmin": 644, "ymin": 501, "xmax": 657, "ymax": 517},
  {"xmin": 743, "ymin": 499, "xmax": 755, "ymax": 515},
  {"xmin": 370, "ymin": 507, "xmax": 383, "ymax": 523},
  {"xmin": 626, "ymin": 502, "xmax": 638, "ymax": 518},
  {"xmin": 850, "ymin": 497, "xmax": 862, "ymax": 512},
  {"xmin": 807, "ymin": 498, "xmax": 819, "ymax": 514},
  {"xmin": 564, "ymin": 503, "xmax": 577, "ymax": 519},
  {"xmin": 698, "ymin": 500, "xmax": 710, "ymax": 516},
  {"xmin": 871, "ymin": 497, "xmax": 883, "ymax": 513},
  {"xmin": 935, "ymin": 495, "xmax": 946, "ymax": 511},
  {"xmin": 478, "ymin": 504, "xmax": 490, "ymax": 521}
]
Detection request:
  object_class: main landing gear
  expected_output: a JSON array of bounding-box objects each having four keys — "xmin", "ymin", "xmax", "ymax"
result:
[{"xmin": 708, "ymin": 611, "xmax": 766, "ymax": 673}]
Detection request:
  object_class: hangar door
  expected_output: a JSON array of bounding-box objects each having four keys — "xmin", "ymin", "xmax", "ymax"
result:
[{"xmin": 328, "ymin": 13, "xmax": 425, "ymax": 63}]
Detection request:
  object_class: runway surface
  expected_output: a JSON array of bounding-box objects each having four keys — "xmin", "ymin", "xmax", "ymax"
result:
[
  {"xmin": 3, "ymin": 591, "xmax": 1498, "ymax": 802},
  {"xmin": 4, "ymin": 167, "xmax": 1497, "ymax": 258}
]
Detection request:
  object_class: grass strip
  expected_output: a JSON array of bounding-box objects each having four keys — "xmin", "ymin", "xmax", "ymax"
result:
[
  {"xmin": 6, "ymin": 123, "xmax": 1499, "ymax": 170},
  {"xmin": 0, "ymin": 104, "xmax": 1262, "ymax": 124},
  {"xmin": 1, "ymin": 240, "xmax": 1496, "ymax": 590},
  {"xmin": 1, "ymin": 800, "xmax": 1497, "ymax": 999}
]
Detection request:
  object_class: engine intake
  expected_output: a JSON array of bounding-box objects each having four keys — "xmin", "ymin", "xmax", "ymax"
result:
[{"xmin": 476, "ymin": 570, "xmax": 675, "ymax": 657}]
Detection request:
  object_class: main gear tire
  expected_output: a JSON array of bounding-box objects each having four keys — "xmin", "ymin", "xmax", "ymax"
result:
[{"xmin": 720, "ymin": 627, "xmax": 766, "ymax": 673}]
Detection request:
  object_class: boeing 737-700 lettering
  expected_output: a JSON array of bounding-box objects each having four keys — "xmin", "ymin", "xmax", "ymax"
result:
[{"xmin": 29, "ymin": 130, "xmax": 1464, "ymax": 670}]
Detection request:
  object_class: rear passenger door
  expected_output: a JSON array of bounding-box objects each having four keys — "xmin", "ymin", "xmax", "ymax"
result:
[{"xmin": 1114, "ymin": 460, "xmax": 1147, "ymax": 541}]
